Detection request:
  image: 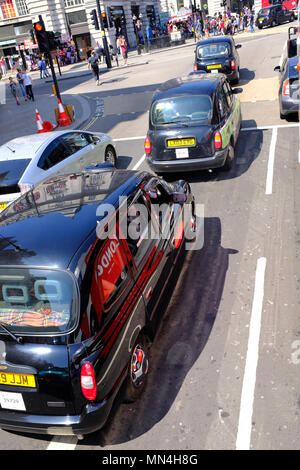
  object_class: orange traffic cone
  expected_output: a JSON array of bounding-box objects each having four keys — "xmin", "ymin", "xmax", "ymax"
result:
[
  {"xmin": 36, "ymin": 109, "xmax": 44, "ymax": 133},
  {"xmin": 57, "ymin": 98, "xmax": 71, "ymax": 127}
]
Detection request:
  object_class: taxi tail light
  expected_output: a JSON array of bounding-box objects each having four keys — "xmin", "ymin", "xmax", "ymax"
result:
[
  {"xmin": 174, "ymin": 219, "xmax": 185, "ymax": 249},
  {"xmin": 144, "ymin": 137, "xmax": 151, "ymax": 155},
  {"xmin": 231, "ymin": 60, "xmax": 236, "ymax": 71},
  {"xmin": 214, "ymin": 131, "xmax": 222, "ymax": 150},
  {"xmin": 80, "ymin": 362, "xmax": 97, "ymax": 401},
  {"xmin": 283, "ymin": 80, "xmax": 290, "ymax": 96},
  {"xmin": 194, "ymin": 64, "xmax": 198, "ymax": 71}
]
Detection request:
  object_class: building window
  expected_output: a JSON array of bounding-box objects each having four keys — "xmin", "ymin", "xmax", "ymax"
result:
[
  {"xmin": 66, "ymin": 9, "xmax": 87, "ymax": 25},
  {"xmin": 15, "ymin": 0, "xmax": 29, "ymax": 16},
  {"xmin": 0, "ymin": 0, "xmax": 17, "ymax": 18},
  {"xmin": 64, "ymin": 0, "xmax": 85, "ymax": 7}
]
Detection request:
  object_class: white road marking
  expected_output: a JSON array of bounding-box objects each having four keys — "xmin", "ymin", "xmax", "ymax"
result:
[
  {"xmin": 265, "ymin": 127, "xmax": 278, "ymax": 195},
  {"xmin": 236, "ymin": 257, "xmax": 267, "ymax": 451},
  {"xmin": 47, "ymin": 435, "xmax": 78, "ymax": 451},
  {"xmin": 241, "ymin": 123, "xmax": 299, "ymax": 131},
  {"xmin": 132, "ymin": 153, "xmax": 146, "ymax": 170},
  {"xmin": 114, "ymin": 136, "xmax": 145, "ymax": 141}
]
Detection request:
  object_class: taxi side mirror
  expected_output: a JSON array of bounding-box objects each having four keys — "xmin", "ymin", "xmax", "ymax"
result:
[
  {"xmin": 274, "ymin": 65, "xmax": 280, "ymax": 72},
  {"xmin": 172, "ymin": 193, "xmax": 187, "ymax": 204},
  {"xmin": 236, "ymin": 44, "xmax": 242, "ymax": 49}
]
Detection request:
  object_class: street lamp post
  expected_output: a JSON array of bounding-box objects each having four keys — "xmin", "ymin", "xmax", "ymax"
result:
[{"xmin": 95, "ymin": 0, "xmax": 112, "ymax": 69}]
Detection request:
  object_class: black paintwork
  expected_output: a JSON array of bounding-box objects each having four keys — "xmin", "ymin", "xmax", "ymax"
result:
[
  {"xmin": 256, "ymin": 5, "xmax": 294, "ymax": 29},
  {"xmin": 145, "ymin": 74, "xmax": 241, "ymax": 173},
  {"xmin": 194, "ymin": 37, "xmax": 241, "ymax": 83},
  {"xmin": 0, "ymin": 167, "xmax": 195, "ymax": 437}
]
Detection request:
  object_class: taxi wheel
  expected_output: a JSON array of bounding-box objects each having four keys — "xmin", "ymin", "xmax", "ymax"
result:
[
  {"xmin": 223, "ymin": 143, "xmax": 235, "ymax": 171},
  {"xmin": 123, "ymin": 333, "xmax": 149, "ymax": 403},
  {"xmin": 105, "ymin": 146, "xmax": 118, "ymax": 168}
]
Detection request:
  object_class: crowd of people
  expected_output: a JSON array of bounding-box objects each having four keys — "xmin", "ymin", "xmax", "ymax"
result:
[{"xmin": 166, "ymin": 6, "xmax": 257, "ymax": 40}]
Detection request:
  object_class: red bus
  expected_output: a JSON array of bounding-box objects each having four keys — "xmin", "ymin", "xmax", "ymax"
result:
[{"xmin": 261, "ymin": 0, "xmax": 298, "ymax": 10}]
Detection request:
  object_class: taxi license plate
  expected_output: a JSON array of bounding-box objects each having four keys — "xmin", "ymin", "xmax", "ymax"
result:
[
  {"xmin": 259, "ymin": 18, "xmax": 263, "ymax": 22},
  {"xmin": 0, "ymin": 372, "xmax": 36, "ymax": 388},
  {"xmin": 167, "ymin": 138, "xmax": 195, "ymax": 148},
  {"xmin": 0, "ymin": 203, "xmax": 7, "ymax": 211},
  {"xmin": 207, "ymin": 64, "xmax": 222, "ymax": 70}
]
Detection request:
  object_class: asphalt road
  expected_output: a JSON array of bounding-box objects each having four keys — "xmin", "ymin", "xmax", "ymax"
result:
[{"xmin": 0, "ymin": 23, "xmax": 300, "ymax": 451}]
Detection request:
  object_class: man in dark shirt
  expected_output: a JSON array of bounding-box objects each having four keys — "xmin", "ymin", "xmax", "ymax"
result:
[{"xmin": 88, "ymin": 51, "xmax": 100, "ymax": 85}]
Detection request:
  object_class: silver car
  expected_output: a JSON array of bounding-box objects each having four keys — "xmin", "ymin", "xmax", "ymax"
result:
[{"xmin": 0, "ymin": 130, "xmax": 118, "ymax": 211}]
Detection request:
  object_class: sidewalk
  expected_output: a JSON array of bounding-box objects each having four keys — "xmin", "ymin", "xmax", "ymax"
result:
[{"xmin": 0, "ymin": 91, "xmax": 91, "ymax": 146}]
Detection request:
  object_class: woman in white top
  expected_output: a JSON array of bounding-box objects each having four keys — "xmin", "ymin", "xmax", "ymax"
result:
[{"xmin": 22, "ymin": 72, "xmax": 34, "ymax": 101}]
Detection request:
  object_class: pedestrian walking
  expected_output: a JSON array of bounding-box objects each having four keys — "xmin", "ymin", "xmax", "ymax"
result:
[
  {"xmin": 16, "ymin": 69, "xmax": 27, "ymax": 101},
  {"xmin": 22, "ymin": 71, "xmax": 34, "ymax": 101},
  {"xmin": 204, "ymin": 19, "xmax": 210, "ymax": 38},
  {"xmin": 8, "ymin": 77, "xmax": 20, "ymax": 105},
  {"xmin": 88, "ymin": 51, "xmax": 100, "ymax": 85},
  {"xmin": 38, "ymin": 58, "xmax": 50, "ymax": 79},
  {"xmin": 250, "ymin": 11, "xmax": 255, "ymax": 33},
  {"xmin": 119, "ymin": 36, "xmax": 128, "ymax": 66},
  {"xmin": 0, "ymin": 57, "xmax": 6, "ymax": 77},
  {"xmin": 243, "ymin": 14, "xmax": 248, "ymax": 32}
]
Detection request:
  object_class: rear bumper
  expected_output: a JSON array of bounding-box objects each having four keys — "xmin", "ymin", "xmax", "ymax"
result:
[
  {"xmin": 146, "ymin": 148, "xmax": 228, "ymax": 173},
  {"xmin": 0, "ymin": 396, "xmax": 114, "ymax": 437},
  {"xmin": 194, "ymin": 65, "xmax": 238, "ymax": 82},
  {"xmin": 280, "ymin": 95, "xmax": 299, "ymax": 116}
]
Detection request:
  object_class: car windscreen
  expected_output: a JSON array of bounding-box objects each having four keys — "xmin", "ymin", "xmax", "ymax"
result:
[
  {"xmin": 151, "ymin": 95, "xmax": 213, "ymax": 125},
  {"xmin": 0, "ymin": 159, "xmax": 31, "ymax": 188},
  {"xmin": 258, "ymin": 8, "xmax": 270, "ymax": 15},
  {"xmin": 197, "ymin": 43, "xmax": 230, "ymax": 59},
  {"xmin": 0, "ymin": 268, "xmax": 78, "ymax": 335}
]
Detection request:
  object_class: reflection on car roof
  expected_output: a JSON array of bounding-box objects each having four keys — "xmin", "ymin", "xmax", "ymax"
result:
[
  {"xmin": 153, "ymin": 75, "xmax": 223, "ymax": 101},
  {"xmin": 0, "ymin": 169, "xmax": 143, "ymax": 269}
]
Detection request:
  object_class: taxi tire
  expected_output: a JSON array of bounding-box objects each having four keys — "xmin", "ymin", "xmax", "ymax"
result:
[
  {"xmin": 123, "ymin": 333, "xmax": 149, "ymax": 403},
  {"xmin": 223, "ymin": 143, "xmax": 235, "ymax": 171},
  {"xmin": 105, "ymin": 146, "xmax": 118, "ymax": 168}
]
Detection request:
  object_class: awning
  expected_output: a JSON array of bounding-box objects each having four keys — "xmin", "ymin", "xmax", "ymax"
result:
[{"xmin": 168, "ymin": 10, "xmax": 193, "ymax": 23}]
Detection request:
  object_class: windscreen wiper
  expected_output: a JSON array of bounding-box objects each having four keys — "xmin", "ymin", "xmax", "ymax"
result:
[{"xmin": 0, "ymin": 322, "xmax": 23, "ymax": 344}]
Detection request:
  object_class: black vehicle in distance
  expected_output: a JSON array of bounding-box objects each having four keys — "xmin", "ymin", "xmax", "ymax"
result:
[
  {"xmin": 256, "ymin": 4, "xmax": 295, "ymax": 28},
  {"xmin": 193, "ymin": 37, "xmax": 242, "ymax": 85}
]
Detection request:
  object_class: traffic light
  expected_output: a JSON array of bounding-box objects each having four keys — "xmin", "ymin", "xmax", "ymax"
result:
[
  {"xmin": 47, "ymin": 31, "xmax": 60, "ymax": 50},
  {"xmin": 33, "ymin": 21, "xmax": 49, "ymax": 53},
  {"xmin": 90, "ymin": 9, "xmax": 99, "ymax": 30},
  {"xmin": 107, "ymin": 7, "xmax": 114, "ymax": 28},
  {"xmin": 101, "ymin": 12, "xmax": 108, "ymax": 29}
]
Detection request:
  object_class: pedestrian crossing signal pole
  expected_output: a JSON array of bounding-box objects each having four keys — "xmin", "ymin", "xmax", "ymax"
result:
[
  {"xmin": 95, "ymin": 0, "xmax": 112, "ymax": 69},
  {"xmin": 34, "ymin": 16, "xmax": 62, "ymax": 102}
]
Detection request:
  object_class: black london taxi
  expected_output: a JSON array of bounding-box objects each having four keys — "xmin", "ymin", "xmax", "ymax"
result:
[
  {"xmin": 0, "ymin": 164, "xmax": 196, "ymax": 438},
  {"xmin": 144, "ymin": 74, "xmax": 242, "ymax": 175},
  {"xmin": 193, "ymin": 37, "xmax": 242, "ymax": 85}
]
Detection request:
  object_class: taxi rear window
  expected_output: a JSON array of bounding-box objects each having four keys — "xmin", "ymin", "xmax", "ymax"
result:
[
  {"xmin": 151, "ymin": 95, "xmax": 212, "ymax": 125},
  {"xmin": 258, "ymin": 8, "xmax": 270, "ymax": 15},
  {"xmin": 0, "ymin": 268, "xmax": 78, "ymax": 335},
  {"xmin": 197, "ymin": 43, "xmax": 230, "ymax": 59}
]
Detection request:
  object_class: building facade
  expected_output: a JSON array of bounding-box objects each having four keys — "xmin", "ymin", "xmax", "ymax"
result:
[{"xmin": 0, "ymin": 0, "xmax": 162, "ymax": 59}]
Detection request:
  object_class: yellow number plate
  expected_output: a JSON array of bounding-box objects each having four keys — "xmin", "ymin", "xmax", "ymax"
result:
[
  {"xmin": 167, "ymin": 138, "xmax": 195, "ymax": 148},
  {"xmin": 0, "ymin": 372, "xmax": 36, "ymax": 388},
  {"xmin": 0, "ymin": 203, "xmax": 7, "ymax": 211},
  {"xmin": 207, "ymin": 64, "xmax": 222, "ymax": 69}
]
